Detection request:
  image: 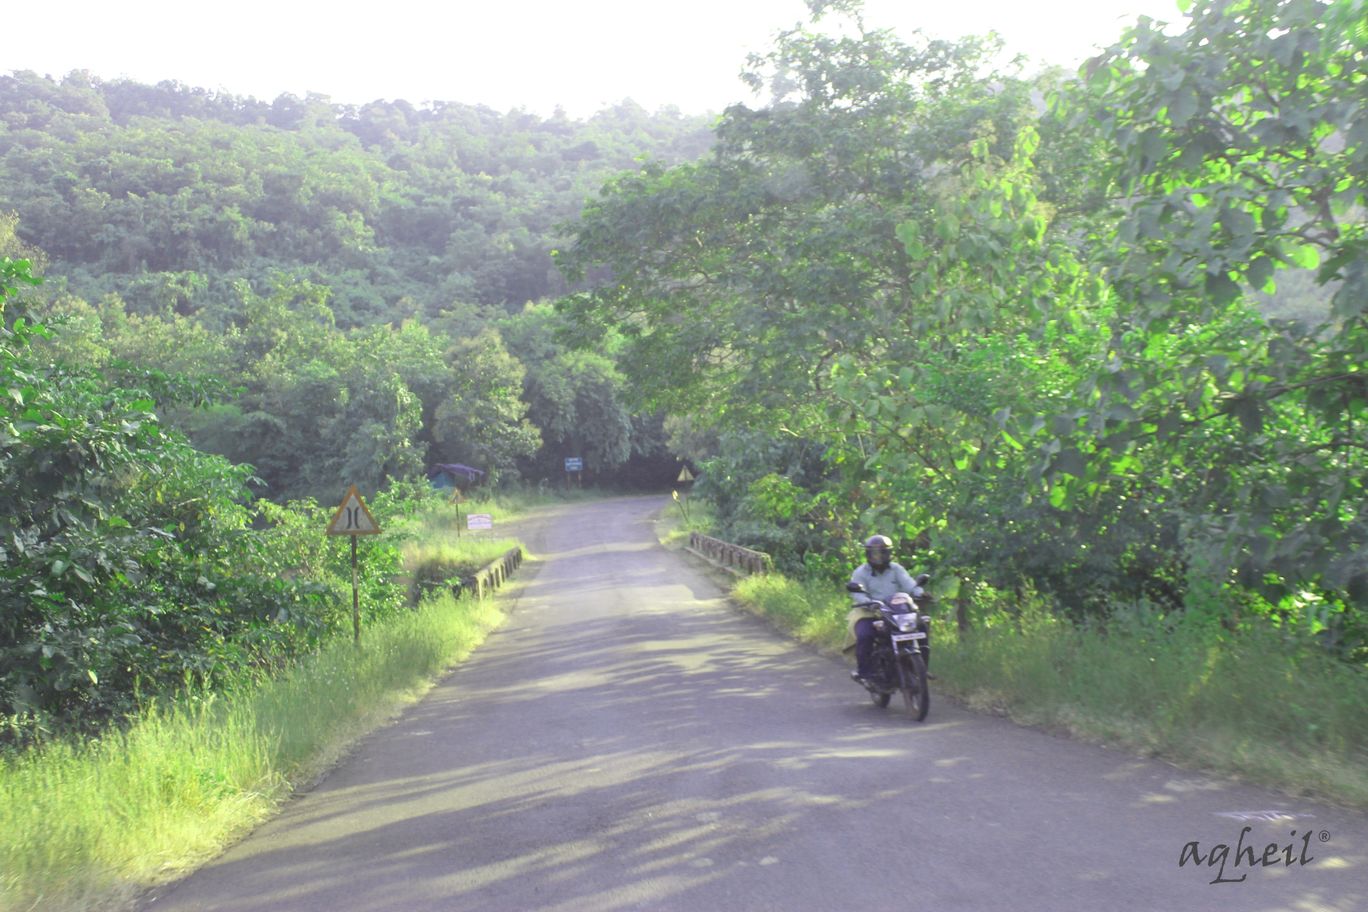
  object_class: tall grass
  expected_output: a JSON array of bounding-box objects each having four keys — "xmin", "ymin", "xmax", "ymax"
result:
[
  {"xmin": 728, "ymin": 573, "xmax": 1368, "ymax": 809},
  {"xmin": 0, "ymin": 589, "xmax": 506, "ymax": 912},
  {"xmin": 732, "ymin": 573, "xmax": 850, "ymax": 648},
  {"xmin": 939, "ymin": 606, "xmax": 1368, "ymax": 807}
]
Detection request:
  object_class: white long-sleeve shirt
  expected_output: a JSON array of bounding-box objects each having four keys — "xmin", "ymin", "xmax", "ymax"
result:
[{"xmin": 849, "ymin": 561, "xmax": 918, "ymax": 604}]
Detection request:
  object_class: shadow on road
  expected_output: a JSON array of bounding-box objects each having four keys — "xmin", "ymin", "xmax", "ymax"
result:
[{"xmin": 145, "ymin": 498, "xmax": 1366, "ymax": 912}]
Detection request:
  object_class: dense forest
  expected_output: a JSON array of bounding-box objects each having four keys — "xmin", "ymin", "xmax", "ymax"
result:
[
  {"xmin": 0, "ymin": 71, "xmax": 713, "ymax": 738},
  {"xmin": 1, "ymin": 0, "xmax": 1364, "ymax": 744},
  {"xmin": 0, "ymin": 75, "xmax": 713, "ymax": 498}
]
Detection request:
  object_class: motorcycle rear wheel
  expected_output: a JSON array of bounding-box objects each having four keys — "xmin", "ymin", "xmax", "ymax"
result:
[
  {"xmin": 900, "ymin": 653, "xmax": 930, "ymax": 721},
  {"xmin": 870, "ymin": 689, "xmax": 891, "ymax": 708}
]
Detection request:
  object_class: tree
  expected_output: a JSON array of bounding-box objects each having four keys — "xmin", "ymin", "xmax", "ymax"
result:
[
  {"xmin": 557, "ymin": 2, "xmax": 1125, "ymax": 603},
  {"xmin": 500, "ymin": 302, "xmax": 635, "ymax": 478},
  {"xmin": 432, "ymin": 328, "xmax": 540, "ymax": 482},
  {"xmin": 1054, "ymin": 0, "xmax": 1367, "ymax": 622}
]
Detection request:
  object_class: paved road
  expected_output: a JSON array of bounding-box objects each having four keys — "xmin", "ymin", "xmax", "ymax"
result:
[{"xmin": 143, "ymin": 495, "xmax": 1365, "ymax": 912}]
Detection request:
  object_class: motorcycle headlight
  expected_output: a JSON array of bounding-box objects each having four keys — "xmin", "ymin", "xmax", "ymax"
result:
[{"xmin": 893, "ymin": 612, "xmax": 919, "ymax": 631}]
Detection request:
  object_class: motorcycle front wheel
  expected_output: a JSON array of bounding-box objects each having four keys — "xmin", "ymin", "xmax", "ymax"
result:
[{"xmin": 899, "ymin": 653, "xmax": 930, "ymax": 721}]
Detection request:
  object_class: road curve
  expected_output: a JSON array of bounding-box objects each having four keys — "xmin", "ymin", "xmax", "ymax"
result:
[{"xmin": 143, "ymin": 495, "xmax": 1365, "ymax": 912}]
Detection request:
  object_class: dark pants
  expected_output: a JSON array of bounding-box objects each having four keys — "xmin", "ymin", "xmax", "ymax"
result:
[{"xmin": 854, "ymin": 618, "xmax": 931, "ymax": 677}]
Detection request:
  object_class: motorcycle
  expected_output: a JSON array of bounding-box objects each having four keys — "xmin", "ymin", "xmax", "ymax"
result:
[{"xmin": 846, "ymin": 577, "xmax": 932, "ymax": 721}]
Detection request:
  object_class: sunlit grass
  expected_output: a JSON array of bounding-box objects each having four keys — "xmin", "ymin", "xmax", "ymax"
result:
[
  {"xmin": 940, "ymin": 613, "xmax": 1368, "ymax": 806},
  {"xmin": 655, "ymin": 490, "xmax": 716, "ymax": 549},
  {"xmin": 732, "ymin": 573, "xmax": 848, "ymax": 648},
  {"xmin": 0, "ymin": 588, "xmax": 506, "ymax": 912},
  {"xmin": 0, "ymin": 484, "xmax": 560, "ymax": 911}
]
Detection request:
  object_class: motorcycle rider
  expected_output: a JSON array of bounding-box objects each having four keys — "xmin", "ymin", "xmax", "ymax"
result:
[{"xmin": 847, "ymin": 534, "xmax": 930, "ymax": 681}]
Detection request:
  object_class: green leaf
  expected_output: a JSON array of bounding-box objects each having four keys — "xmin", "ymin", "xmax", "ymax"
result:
[
  {"xmin": 1052, "ymin": 448, "xmax": 1088, "ymax": 478},
  {"xmin": 1284, "ymin": 243, "xmax": 1320, "ymax": 270},
  {"xmin": 1205, "ymin": 271, "xmax": 1241, "ymax": 305},
  {"xmin": 1246, "ymin": 255, "xmax": 1275, "ymax": 293},
  {"xmin": 1169, "ymin": 88, "xmax": 1198, "ymax": 127},
  {"xmin": 1048, "ymin": 483, "xmax": 1070, "ymax": 509}
]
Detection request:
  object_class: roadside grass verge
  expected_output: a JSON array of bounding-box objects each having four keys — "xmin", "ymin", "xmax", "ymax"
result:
[
  {"xmin": 0, "ymin": 587, "xmax": 507, "ymax": 912},
  {"xmin": 727, "ymin": 572, "xmax": 1368, "ymax": 809},
  {"xmin": 731, "ymin": 573, "xmax": 849, "ymax": 650},
  {"xmin": 939, "ymin": 608, "xmax": 1368, "ymax": 809},
  {"xmin": 655, "ymin": 493, "xmax": 717, "ymax": 550}
]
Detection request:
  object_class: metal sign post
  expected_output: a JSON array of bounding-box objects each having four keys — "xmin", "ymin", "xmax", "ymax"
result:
[
  {"xmin": 674, "ymin": 466, "xmax": 695, "ymax": 522},
  {"xmin": 326, "ymin": 485, "xmax": 382, "ymax": 644},
  {"xmin": 449, "ymin": 487, "xmax": 463, "ymax": 539}
]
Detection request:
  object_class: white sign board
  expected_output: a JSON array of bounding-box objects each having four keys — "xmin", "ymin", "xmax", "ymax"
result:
[{"xmin": 466, "ymin": 513, "xmax": 493, "ymax": 531}]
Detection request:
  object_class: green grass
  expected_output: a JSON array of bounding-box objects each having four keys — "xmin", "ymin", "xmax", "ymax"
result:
[
  {"xmin": 728, "ymin": 572, "xmax": 1368, "ymax": 809},
  {"xmin": 0, "ymin": 588, "xmax": 507, "ymax": 912},
  {"xmin": 0, "ymin": 486, "xmax": 590, "ymax": 911},
  {"xmin": 732, "ymin": 573, "xmax": 850, "ymax": 648},
  {"xmin": 938, "ymin": 610, "xmax": 1368, "ymax": 808},
  {"xmin": 654, "ymin": 491, "xmax": 717, "ymax": 550}
]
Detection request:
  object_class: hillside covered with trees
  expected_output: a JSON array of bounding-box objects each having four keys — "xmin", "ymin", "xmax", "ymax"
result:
[
  {"xmin": 1, "ymin": 0, "xmax": 1364, "ymax": 754},
  {"xmin": 0, "ymin": 77, "xmax": 714, "ymax": 499}
]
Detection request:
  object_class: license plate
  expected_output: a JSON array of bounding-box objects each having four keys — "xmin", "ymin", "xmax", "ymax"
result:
[{"xmin": 891, "ymin": 632, "xmax": 926, "ymax": 643}]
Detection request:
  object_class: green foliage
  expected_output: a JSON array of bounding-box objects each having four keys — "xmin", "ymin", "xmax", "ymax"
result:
[
  {"xmin": 1050, "ymin": 0, "xmax": 1368, "ymax": 618},
  {"xmin": 0, "ymin": 71, "xmax": 717, "ymax": 497},
  {"xmin": 691, "ymin": 430, "xmax": 842, "ymax": 575},
  {"xmin": 432, "ymin": 328, "xmax": 542, "ymax": 482},
  {"xmin": 500, "ymin": 301, "xmax": 639, "ymax": 478},
  {"xmin": 0, "ymin": 260, "xmax": 465, "ymax": 744},
  {"xmin": 0, "ymin": 72, "xmax": 715, "ymax": 321},
  {"xmin": 1, "ymin": 261, "xmax": 320, "ymax": 738},
  {"xmin": 0, "ymin": 580, "xmax": 507, "ymax": 912},
  {"xmin": 559, "ymin": 0, "xmax": 1368, "ymax": 651}
]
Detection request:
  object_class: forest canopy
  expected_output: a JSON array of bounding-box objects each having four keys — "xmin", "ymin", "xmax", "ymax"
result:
[{"xmin": 0, "ymin": 73, "xmax": 711, "ymax": 499}]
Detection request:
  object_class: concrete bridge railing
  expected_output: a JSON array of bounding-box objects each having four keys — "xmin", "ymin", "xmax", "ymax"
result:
[
  {"xmin": 470, "ymin": 547, "xmax": 524, "ymax": 599},
  {"xmin": 687, "ymin": 533, "xmax": 773, "ymax": 576}
]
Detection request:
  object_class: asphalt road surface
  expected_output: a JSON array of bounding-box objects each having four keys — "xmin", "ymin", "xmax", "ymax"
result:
[{"xmin": 143, "ymin": 495, "xmax": 1366, "ymax": 912}]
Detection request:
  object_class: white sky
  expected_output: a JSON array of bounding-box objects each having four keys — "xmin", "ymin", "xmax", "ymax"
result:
[{"xmin": 15, "ymin": 1, "xmax": 1188, "ymax": 117}]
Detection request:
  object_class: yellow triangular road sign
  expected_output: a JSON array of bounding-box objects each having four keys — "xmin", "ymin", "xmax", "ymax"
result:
[
  {"xmin": 327, "ymin": 485, "xmax": 382, "ymax": 536},
  {"xmin": 677, "ymin": 466, "xmax": 695, "ymax": 483}
]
